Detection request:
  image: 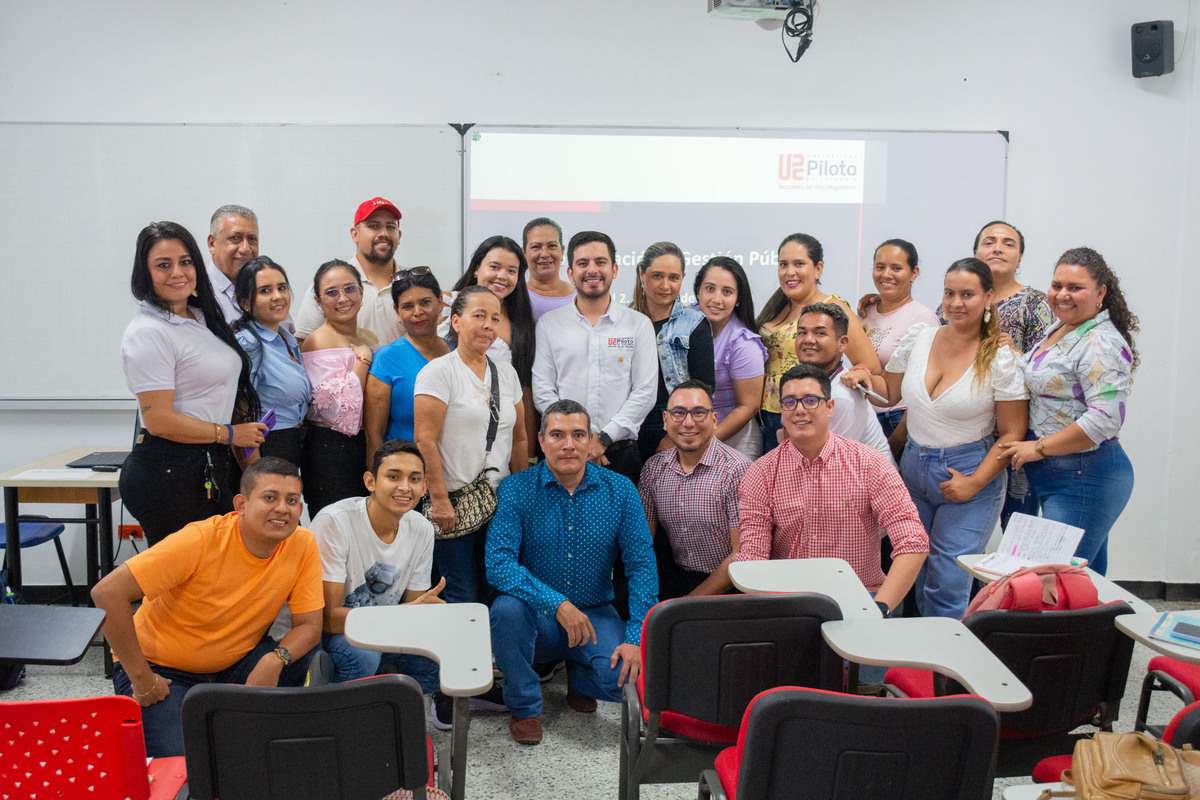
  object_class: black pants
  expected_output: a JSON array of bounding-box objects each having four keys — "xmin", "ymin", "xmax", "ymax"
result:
[
  {"xmin": 300, "ymin": 425, "xmax": 367, "ymax": 519},
  {"xmin": 653, "ymin": 530, "xmax": 710, "ymax": 599},
  {"xmin": 637, "ymin": 408, "xmax": 667, "ymax": 463},
  {"xmin": 119, "ymin": 433, "xmax": 233, "ymax": 546},
  {"xmin": 604, "ymin": 439, "xmax": 643, "ymax": 620},
  {"xmin": 260, "ymin": 426, "xmax": 304, "ymax": 469}
]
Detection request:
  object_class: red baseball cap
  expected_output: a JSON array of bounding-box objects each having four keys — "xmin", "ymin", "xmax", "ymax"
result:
[{"xmin": 353, "ymin": 196, "xmax": 402, "ymax": 226}]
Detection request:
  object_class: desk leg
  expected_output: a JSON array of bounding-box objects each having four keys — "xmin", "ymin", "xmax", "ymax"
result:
[
  {"xmin": 84, "ymin": 503, "xmax": 99, "ymax": 593},
  {"xmin": 3, "ymin": 487, "xmax": 19, "ymax": 595},
  {"xmin": 451, "ymin": 696, "xmax": 471, "ymax": 800},
  {"xmin": 97, "ymin": 490, "xmax": 114, "ymax": 579}
]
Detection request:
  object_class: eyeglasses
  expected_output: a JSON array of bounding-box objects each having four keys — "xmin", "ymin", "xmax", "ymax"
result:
[
  {"xmin": 394, "ymin": 266, "xmax": 433, "ymax": 281},
  {"xmin": 666, "ymin": 406, "xmax": 712, "ymax": 422},
  {"xmin": 322, "ymin": 284, "xmax": 361, "ymax": 301},
  {"xmin": 780, "ymin": 394, "xmax": 827, "ymax": 411}
]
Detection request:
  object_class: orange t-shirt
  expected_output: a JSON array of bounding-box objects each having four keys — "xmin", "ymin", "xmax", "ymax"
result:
[{"xmin": 124, "ymin": 512, "xmax": 324, "ymax": 674}]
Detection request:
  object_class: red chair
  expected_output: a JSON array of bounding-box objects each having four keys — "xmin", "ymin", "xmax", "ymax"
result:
[
  {"xmin": 1135, "ymin": 656, "xmax": 1200, "ymax": 736},
  {"xmin": 1033, "ymin": 699, "xmax": 1200, "ymax": 783},
  {"xmin": 0, "ymin": 694, "xmax": 187, "ymax": 799},
  {"xmin": 697, "ymin": 686, "xmax": 1000, "ymax": 800},
  {"xmin": 883, "ymin": 603, "xmax": 1135, "ymax": 777}
]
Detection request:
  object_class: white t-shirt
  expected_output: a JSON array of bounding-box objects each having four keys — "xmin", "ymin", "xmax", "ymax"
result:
[
  {"xmin": 886, "ymin": 324, "xmax": 1027, "ymax": 448},
  {"xmin": 862, "ymin": 299, "xmax": 941, "ymax": 412},
  {"xmin": 414, "ymin": 350, "xmax": 521, "ymax": 491},
  {"xmin": 120, "ymin": 301, "xmax": 241, "ymax": 423},
  {"xmin": 311, "ymin": 497, "xmax": 434, "ymax": 607},
  {"xmin": 830, "ymin": 377, "xmax": 894, "ymax": 463}
]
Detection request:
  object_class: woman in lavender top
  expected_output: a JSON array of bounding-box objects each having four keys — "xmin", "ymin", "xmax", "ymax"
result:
[
  {"xmin": 999, "ymin": 247, "xmax": 1138, "ymax": 575},
  {"xmin": 694, "ymin": 257, "xmax": 767, "ymax": 459}
]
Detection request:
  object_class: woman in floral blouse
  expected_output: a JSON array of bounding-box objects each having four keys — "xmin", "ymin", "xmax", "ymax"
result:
[{"xmin": 999, "ymin": 247, "xmax": 1138, "ymax": 575}]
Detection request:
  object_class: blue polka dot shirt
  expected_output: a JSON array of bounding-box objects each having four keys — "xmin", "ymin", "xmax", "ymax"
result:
[{"xmin": 485, "ymin": 461, "xmax": 659, "ymax": 644}]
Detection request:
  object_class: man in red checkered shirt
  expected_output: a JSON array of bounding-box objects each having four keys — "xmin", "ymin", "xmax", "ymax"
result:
[{"xmin": 736, "ymin": 363, "xmax": 928, "ymax": 615}]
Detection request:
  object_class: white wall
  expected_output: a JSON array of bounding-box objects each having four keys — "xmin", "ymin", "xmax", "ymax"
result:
[{"xmin": 1, "ymin": 0, "xmax": 1195, "ymax": 583}]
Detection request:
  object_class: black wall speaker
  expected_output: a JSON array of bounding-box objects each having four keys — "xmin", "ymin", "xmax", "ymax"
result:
[{"xmin": 1132, "ymin": 20, "xmax": 1175, "ymax": 78}]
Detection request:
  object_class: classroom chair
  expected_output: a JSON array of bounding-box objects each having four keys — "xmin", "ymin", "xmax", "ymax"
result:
[
  {"xmin": 1135, "ymin": 655, "xmax": 1200, "ymax": 736},
  {"xmin": 0, "ymin": 516, "xmax": 75, "ymax": 603},
  {"xmin": 1032, "ymin": 698, "xmax": 1200, "ymax": 783},
  {"xmin": 697, "ymin": 686, "xmax": 1000, "ymax": 800},
  {"xmin": 884, "ymin": 602, "xmax": 1135, "ymax": 777},
  {"xmin": 620, "ymin": 593, "xmax": 843, "ymax": 800},
  {"xmin": 0, "ymin": 694, "xmax": 188, "ymax": 800},
  {"xmin": 181, "ymin": 674, "xmax": 447, "ymax": 800}
]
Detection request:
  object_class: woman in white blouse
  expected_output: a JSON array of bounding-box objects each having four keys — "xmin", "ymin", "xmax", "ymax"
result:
[
  {"xmin": 414, "ymin": 286, "xmax": 528, "ymax": 604},
  {"xmin": 845, "ymin": 258, "xmax": 1028, "ymax": 618},
  {"xmin": 119, "ymin": 222, "xmax": 267, "ymax": 545}
]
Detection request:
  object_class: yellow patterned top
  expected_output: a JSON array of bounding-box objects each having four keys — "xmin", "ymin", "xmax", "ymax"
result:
[{"xmin": 760, "ymin": 293, "xmax": 846, "ymax": 413}]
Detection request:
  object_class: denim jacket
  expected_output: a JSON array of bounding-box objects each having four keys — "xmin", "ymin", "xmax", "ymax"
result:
[{"xmin": 657, "ymin": 301, "xmax": 707, "ymax": 393}]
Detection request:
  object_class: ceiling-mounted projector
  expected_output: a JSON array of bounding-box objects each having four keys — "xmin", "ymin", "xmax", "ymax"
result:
[{"xmin": 706, "ymin": 0, "xmax": 801, "ymax": 27}]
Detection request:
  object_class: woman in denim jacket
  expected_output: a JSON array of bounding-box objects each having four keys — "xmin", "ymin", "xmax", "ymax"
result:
[{"xmin": 630, "ymin": 241, "xmax": 715, "ymax": 460}]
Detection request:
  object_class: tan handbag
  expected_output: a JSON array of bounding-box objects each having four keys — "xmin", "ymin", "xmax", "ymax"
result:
[{"xmin": 1038, "ymin": 731, "xmax": 1200, "ymax": 799}]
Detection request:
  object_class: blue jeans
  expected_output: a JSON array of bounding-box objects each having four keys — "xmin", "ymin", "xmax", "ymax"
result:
[
  {"xmin": 759, "ymin": 411, "xmax": 783, "ymax": 454},
  {"xmin": 434, "ymin": 530, "xmax": 485, "ymax": 604},
  {"xmin": 1025, "ymin": 440, "xmax": 1133, "ymax": 576},
  {"xmin": 112, "ymin": 636, "xmax": 313, "ymax": 757},
  {"xmin": 876, "ymin": 409, "xmax": 906, "ymax": 438},
  {"xmin": 322, "ymin": 633, "xmax": 439, "ymax": 694},
  {"xmin": 901, "ymin": 437, "xmax": 1006, "ymax": 619},
  {"xmin": 490, "ymin": 594, "xmax": 624, "ymax": 719}
]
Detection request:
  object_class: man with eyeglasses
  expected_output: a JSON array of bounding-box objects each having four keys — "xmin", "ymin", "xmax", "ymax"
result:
[
  {"xmin": 295, "ymin": 196, "xmax": 406, "ymax": 345},
  {"xmin": 735, "ymin": 363, "xmax": 927, "ymax": 617},
  {"xmin": 795, "ymin": 302, "xmax": 893, "ymax": 461},
  {"xmin": 637, "ymin": 380, "xmax": 750, "ymax": 598},
  {"xmin": 206, "ymin": 204, "xmax": 261, "ymax": 324}
]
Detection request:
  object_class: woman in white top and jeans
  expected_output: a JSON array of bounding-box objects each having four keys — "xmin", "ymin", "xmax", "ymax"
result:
[
  {"xmin": 414, "ymin": 286, "xmax": 527, "ymax": 604},
  {"xmin": 119, "ymin": 222, "xmax": 267, "ymax": 545},
  {"xmin": 845, "ymin": 258, "xmax": 1028, "ymax": 618}
]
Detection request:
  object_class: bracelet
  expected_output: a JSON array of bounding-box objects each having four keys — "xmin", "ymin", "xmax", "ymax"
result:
[
  {"xmin": 212, "ymin": 423, "xmax": 220, "ymax": 444},
  {"xmin": 1035, "ymin": 438, "xmax": 1046, "ymax": 456},
  {"xmin": 225, "ymin": 424, "xmax": 235, "ymax": 446},
  {"xmin": 133, "ymin": 675, "xmax": 160, "ymax": 700}
]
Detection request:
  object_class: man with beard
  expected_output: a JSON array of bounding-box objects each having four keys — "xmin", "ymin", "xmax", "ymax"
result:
[
  {"xmin": 638, "ymin": 380, "xmax": 749, "ymax": 598},
  {"xmin": 522, "ymin": 217, "xmax": 574, "ymax": 321},
  {"xmin": 206, "ymin": 204, "xmax": 260, "ymax": 324},
  {"xmin": 531, "ymin": 230, "xmax": 657, "ymax": 483},
  {"xmin": 295, "ymin": 196, "xmax": 405, "ymax": 344}
]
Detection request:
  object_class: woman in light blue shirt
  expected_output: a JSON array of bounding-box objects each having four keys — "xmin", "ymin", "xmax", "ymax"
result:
[{"xmin": 233, "ymin": 256, "xmax": 311, "ymax": 467}]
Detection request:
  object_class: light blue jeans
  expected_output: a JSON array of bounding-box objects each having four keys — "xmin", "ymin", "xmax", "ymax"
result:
[
  {"xmin": 322, "ymin": 633, "xmax": 439, "ymax": 694},
  {"xmin": 901, "ymin": 436, "xmax": 1005, "ymax": 619},
  {"xmin": 490, "ymin": 594, "xmax": 624, "ymax": 720},
  {"xmin": 1025, "ymin": 439, "xmax": 1133, "ymax": 576}
]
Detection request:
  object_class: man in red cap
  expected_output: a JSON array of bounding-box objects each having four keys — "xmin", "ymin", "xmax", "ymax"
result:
[{"xmin": 295, "ymin": 196, "xmax": 405, "ymax": 345}]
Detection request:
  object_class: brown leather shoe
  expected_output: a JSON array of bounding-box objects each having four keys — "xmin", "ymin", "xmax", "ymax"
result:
[
  {"xmin": 566, "ymin": 688, "xmax": 597, "ymax": 713},
  {"xmin": 509, "ymin": 716, "xmax": 543, "ymax": 745}
]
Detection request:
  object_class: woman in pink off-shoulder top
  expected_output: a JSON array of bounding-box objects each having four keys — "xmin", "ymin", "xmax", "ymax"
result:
[{"xmin": 300, "ymin": 259, "xmax": 377, "ymax": 517}]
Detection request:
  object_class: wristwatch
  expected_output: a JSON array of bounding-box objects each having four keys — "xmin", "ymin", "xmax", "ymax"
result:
[
  {"xmin": 596, "ymin": 431, "xmax": 613, "ymax": 450},
  {"xmin": 874, "ymin": 600, "xmax": 891, "ymax": 618},
  {"xmin": 273, "ymin": 646, "xmax": 292, "ymax": 667}
]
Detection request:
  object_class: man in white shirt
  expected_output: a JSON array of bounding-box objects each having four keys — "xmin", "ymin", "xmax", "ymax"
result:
[
  {"xmin": 205, "ymin": 204, "xmax": 260, "ymax": 324},
  {"xmin": 294, "ymin": 196, "xmax": 405, "ymax": 345},
  {"xmin": 531, "ymin": 230, "xmax": 658, "ymax": 482},
  {"xmin": 308, "ymin": 440, "xmax": 448, "ymax": 719},
  {"xmin": 795, "ymin": 302, "xmax": 894, "ymax": 462}
]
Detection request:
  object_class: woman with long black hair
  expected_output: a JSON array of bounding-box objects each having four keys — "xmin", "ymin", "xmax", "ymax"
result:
[{"xmin": 119, "ymin": 222, "xmax": 266, "ymax": 545}]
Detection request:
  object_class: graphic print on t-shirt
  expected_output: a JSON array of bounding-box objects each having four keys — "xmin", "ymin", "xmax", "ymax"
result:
[{"xmin": 345, "ymin": 561, "xmax": 405, "ymax": 607}]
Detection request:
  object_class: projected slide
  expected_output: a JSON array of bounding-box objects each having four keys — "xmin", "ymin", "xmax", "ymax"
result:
[{"xmin": 465, "ymin": 127, "xmax": 1006, "ymax": 312}]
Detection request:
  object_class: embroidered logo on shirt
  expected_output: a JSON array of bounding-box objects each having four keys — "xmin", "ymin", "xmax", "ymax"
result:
[{"xmin": 607, "ymin": 337, "xmax": 635, "ymax": 349}]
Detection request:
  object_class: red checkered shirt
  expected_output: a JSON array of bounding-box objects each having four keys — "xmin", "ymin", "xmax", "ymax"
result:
[
  {"xmin": 638, "ymin": 437, "xmax": 751, "ymax": 573},
  {"xmin": 735, "ymin": 433, "xmax": 928, "ymax": 591}
]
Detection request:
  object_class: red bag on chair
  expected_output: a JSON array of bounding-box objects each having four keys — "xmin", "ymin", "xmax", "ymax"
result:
[{"xmin": 965, "ymin": 564, "xmax": 1100, "ymax": 616}]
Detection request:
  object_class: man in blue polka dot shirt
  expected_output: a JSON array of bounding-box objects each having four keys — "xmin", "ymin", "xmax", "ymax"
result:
[{"xmin": 486, "ymin": 399, "xmax": 659, "ymax": 745}]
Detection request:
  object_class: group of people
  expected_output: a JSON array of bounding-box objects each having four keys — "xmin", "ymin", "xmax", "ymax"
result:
[{"xmin": 98, "ymin": 197, "xmax": 1138, "ymax": 752}]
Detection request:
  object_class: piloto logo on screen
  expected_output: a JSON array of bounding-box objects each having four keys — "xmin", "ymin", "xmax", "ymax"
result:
[{"xmin": 778, "ymin": 153, "xmax": 858, "ymax": 181}]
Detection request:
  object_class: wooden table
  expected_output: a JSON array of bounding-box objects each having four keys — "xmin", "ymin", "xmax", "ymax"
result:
[
  {"xmin": 0, "ymin": 446, "xmax": 124, "ymax": 596},
  {"xmin": 729, "ymin": 558, "xmax": 883, "ymax": 619},
  {"xmin": 1114, "ymin": 612, "xmax": 1200, "ymax": 664},
  {"xmin": 346, "ymin": 603, "xmax": 493, "ymax": 800},
  {"xmin": 956, "ymin": 553, "xmax": 1155, "ymax": 615},
  {"xmin": 820, "ymin": 617, "xmax": 1033, "ymax": 711},
  {"xmin": 0, "ymin": 604, "xmax": 106, "ymax": 665}
]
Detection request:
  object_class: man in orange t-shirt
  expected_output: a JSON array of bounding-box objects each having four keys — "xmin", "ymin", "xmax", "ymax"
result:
[{"xmin": 91, "ymin": 457, "xmax": 324, "ymax": 757}]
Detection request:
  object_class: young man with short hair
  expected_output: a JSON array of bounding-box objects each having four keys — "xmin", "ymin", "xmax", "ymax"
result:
[
  {"xmin": 310, "ymin": 440, "xmax": 445, "ymax": 712},
  {"xmin": 91, "ymin": 457, "xmax": 323, "ymax": 757}
]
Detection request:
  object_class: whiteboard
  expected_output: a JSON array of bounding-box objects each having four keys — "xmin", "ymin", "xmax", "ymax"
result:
[
  {"xmin": 0, "ymin": 123, "xmax": 461, "ymax": 400},
  {"xmin": 465, "ymin": 125, "xmax": 1007, "ymax": 315}
]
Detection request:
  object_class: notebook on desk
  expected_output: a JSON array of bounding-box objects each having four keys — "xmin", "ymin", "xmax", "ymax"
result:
[{"xmin": 65, "ymin": 451, "xmax": 129, "ymax": 469}]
